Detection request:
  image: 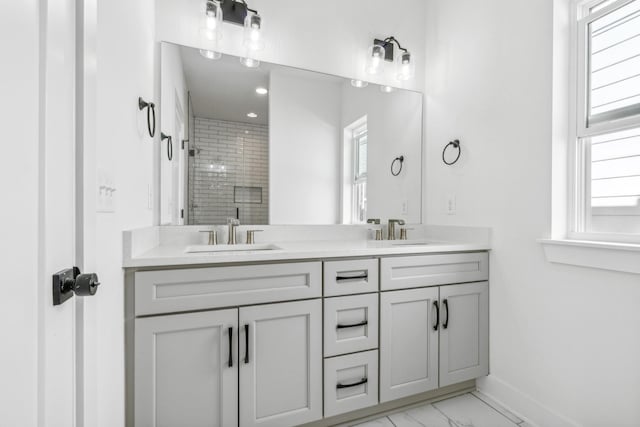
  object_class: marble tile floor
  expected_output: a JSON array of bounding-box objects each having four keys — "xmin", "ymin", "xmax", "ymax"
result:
[{"xmin": 350, "ymin": 392, "xmax": 533, "ymax": 427}]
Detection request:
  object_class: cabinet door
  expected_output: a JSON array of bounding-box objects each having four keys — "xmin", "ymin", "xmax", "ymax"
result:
[
  {"xmin": 239, "ymin": 299, "xmax": 322, "ymax": 427},
  {"xmin": 380, "ymin": 288, "xmax": 439, "ymax": 402},
  {"xmin": 439, "ymin": 281, "xmax": 489, "ymax": 387},
  {"xmin": 135, "ymin": 309, "xmax": 238, "ymax": 427}
]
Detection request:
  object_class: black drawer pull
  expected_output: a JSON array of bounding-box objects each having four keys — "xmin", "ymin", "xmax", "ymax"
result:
[
  {"xmin": 336, "ymin": 320, "xmax": 368, "ymax": 329},
  {"xmin": 336, "ymin": 273, "xmax": 368, "ymax": 281},
  {"xmin": 244, "ymin": 324, "xmax": 250, "ymax": 364},
  {"xmin": 337, "ymin": 378, "xmax": 368, "ymax": 389},
  {"xmin": 228, "ymin": 326, "xmax": 233, "ymax": 367},
  {"xmin": 443, "ymin": 299, "xmax": 449, "ymax": 329},
  {"xmin": 432, "ymin": 300, "xmax": 439, "ymax": 331}
]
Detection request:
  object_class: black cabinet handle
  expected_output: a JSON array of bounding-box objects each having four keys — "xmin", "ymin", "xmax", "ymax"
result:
[
  {"xmin": 228, "ymin": 326, "xmax": 233, "ymax": 368},
  {"xmin": 336, "ymin": 273, "xmax": 368, "ymax": 282},
  {"xmin": 337, "ymin": 378, "xmax": 368, "ymax": 389},
  {"xmin": 336, "ymin": 320, "xmax": 368, "ymax": 329},
  {"xmin": 433, "ymin": 300, "xmax": 439, "ymax": 331},
  {"xmin": 244, "ymin": 324, "xmax": 249, "ymax": 364},
  {"xmin": 443, "ymin": 299, "xmax": 449, "ymax": 329}
]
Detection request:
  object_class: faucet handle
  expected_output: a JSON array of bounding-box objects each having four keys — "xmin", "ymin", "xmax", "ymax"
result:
[
  {"xmin": 368, "ymin": 228, "xmax": 383, "ymax": 241},
  {"xmin": 246, "ymin": 229, "xmax": 263, "ymax": 244},
  {"xmin": 399, "ymin": 227, "xmax": 414, "ymax": 241},
  {"xmin": 199, "ymin": 230, "xmax": 218, "ymax": 245}
]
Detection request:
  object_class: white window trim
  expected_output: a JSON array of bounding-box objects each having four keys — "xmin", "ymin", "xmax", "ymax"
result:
[
  {"xmin": 542, "ymin": 0, "xmax": 640, "ymax": 273},
  {"xmin": 568, "ymin": 0, "xmax": 640, "ymax": 244}
]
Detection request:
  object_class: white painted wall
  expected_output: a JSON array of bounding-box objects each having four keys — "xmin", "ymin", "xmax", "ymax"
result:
[
  {"xmin": 0, "ymin": 2, "xmax": 40, "ymax": 425},
  {"xmin": 95, "ymin": 1, "xmax": 156, "ymax": 426},
  {"xmin": 342, "ymin": 84, "xmax": 422, "ymax": 223},
  {"xmin": 269, "ymin": 69, "xmax": 342, "ymax": 224},
  {"xmin": 424, "ymin": 1, "xmax": 640, "ymax": 426}
]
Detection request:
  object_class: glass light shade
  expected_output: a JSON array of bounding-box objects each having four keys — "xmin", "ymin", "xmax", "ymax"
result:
[
  {"xmin": 380, "ymin": 85, "xmax": 395, "ymax": 93},
  {"xmin": 199, "ymin": 49, "xmax": 222, "ymax": 60},
  {"xmin": 365, "ymin": 44, "xmax": 386, "ymax": 75},
  {"xmin": 396, "ymin": 51, "xmax": 415, "ymax": 81},
  {"xmin": 350, "ymin": 79, "xmax": 368, "ymax": 88},
  {"xmin": 240, "ymin": 57, "xmax": 260, "ymax": 68},
  {"xmin": 243, "ymin": 13, "xmax": 265, "ymax": 51},
  {"xmin": 200, "ymin": 0, "xmax": 223, "ymax": 41}
]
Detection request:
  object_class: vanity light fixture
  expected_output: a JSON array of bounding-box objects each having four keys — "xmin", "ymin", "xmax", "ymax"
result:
[
  {"xmin": 200, "ymin": 0, "xmax": 223, "ymax": 42},
  {"xmin": 380, "ymin": 85, "xmax": 395, "ymax": 93},
  {"xmin": 240, "ymin": 57, "xmax": 260, "ymax": 68},
  {"xmin": 365, "ymin": 36, "xmax": 415, "ymax": 82},
  {"xmin": 255, "ymin": 87, "xmax": 268, "ymax": 95},
  {"xmin": 199, "ymin": 49, "xmax": 222, "ymax": 60},
  {"xmin": 350, "ymin": 79, "xmax": 368, "ymax": 88},
  {"xmin": 247, "ymin": 112, "xmax": 258, "ymax": 118}
]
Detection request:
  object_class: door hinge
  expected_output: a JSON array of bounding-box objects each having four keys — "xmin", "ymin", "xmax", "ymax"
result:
[
  {"xmin": 181, "ymin": 139, "xmax": 187, "ymax": 150},
  {"xmin": 180, "ymin": 209, "xmax": 184, "ymax": 219}
]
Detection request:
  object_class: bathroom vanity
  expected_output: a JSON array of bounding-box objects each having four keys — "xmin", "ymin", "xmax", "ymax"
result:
[{"xmin": 124, "ymin": 226, "xmax": 490, "ymax": 427}]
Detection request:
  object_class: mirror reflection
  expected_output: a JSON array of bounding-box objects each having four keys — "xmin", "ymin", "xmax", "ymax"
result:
[{"xmin": 160, "ymin": 42, "xmax": 423, "ymax": 225}]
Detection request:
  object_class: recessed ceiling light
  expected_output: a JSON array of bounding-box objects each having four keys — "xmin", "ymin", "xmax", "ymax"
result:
[
  {"xmin": 247, "ymin": 112, "xmax": 258, "ymax": 118},
  {"xmin": 256, "ymin": 87, "xmax": 268, "ymax": 95},
  {"xmin": 350, "ymin": 79, "xmax": 368, "ymax": 88}
]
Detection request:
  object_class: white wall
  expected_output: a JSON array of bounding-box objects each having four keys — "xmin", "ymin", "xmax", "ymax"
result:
[
  {"xmin": 424, "ymin": 1, "xmax": 640, "ymax": 426},
  {"xmin": 0, "ymin": 2, "xmax": 40, "ymax": 425},
  {"xmin": 95, "ymin": 1, "xmax": 156, "ymax": 426},
  {"xmin": 269, "ymin": 69, "xmax": 342, "ymax": 224},
  {"xmin": 342, "ymin": 84, "xmax": 422, "ymax": 223}
]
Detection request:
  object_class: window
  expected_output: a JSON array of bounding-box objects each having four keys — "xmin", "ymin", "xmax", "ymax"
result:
[
  {"xmin": 353, "ymin": 124, "xmax": 368, "ymax": 223},
  {"xmin": 572, "ymin": 0, "xmax": 640, "ymax": 240}
]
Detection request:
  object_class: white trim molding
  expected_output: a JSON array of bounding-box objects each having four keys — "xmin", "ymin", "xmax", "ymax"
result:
[
  {"xmin": 477, "ymin": 376, "xmax": 580, "ymax": 427},
  {"xmin": 539, "ymin": 238, "xmax": 640, "ymax": 274}
]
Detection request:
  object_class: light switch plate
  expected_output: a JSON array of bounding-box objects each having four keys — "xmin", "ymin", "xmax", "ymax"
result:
[{"xmin": 97, "ymin": 168, "xmax": 116, "ymax": 213}]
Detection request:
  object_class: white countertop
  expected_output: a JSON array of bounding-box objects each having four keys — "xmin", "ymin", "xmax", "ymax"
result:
[{"xmin": 124, "ymin": 238, "xmax": 491, "ymax": 268}]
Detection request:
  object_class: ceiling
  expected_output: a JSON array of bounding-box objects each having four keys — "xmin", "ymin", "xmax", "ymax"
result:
[{"xmin": 180, "ymin": 46, "xmax": 270, "ymax": 125}]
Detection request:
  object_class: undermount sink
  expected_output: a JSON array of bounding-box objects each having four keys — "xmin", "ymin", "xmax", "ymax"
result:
[{"xmin": 185, "ymin": 243, "xmax": 282, "ymax": 254}]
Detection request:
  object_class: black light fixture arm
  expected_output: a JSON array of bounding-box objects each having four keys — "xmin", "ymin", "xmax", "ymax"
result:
[
  {"xmin": 383, "ymin": 36, "xmax": 408, "ymax": 53},
  {"xmin": 238, "ymin": 0, "xmax": 258, "ymax": 14}
]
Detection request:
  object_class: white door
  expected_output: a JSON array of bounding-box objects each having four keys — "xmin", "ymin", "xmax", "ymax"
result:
[
  {"xmin": 439, "ymin": 282, "xmax": 489, "ymax": 387},
  {"xmin": 135, "ymin": 309, "xmax": 239, "ymax": 427},
  {"xmin": 380, "ymin": 288, "xmax": 440, "ymax": 402},
  {"xmin": 239, "ymin": 300, "xmax": 323, "ymax": 427}
]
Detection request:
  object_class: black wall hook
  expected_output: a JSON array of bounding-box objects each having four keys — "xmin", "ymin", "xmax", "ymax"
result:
[
  {"xmin": 161, "ymin": 132, "xmax": 173, "ymax": 161},
  {"xmin": 138, "ymin": 97, "xmax": 156, "ymax": 138},
  {"xmin": 442, "ymin": 139, "xmax": 461, "ymax": 165}
]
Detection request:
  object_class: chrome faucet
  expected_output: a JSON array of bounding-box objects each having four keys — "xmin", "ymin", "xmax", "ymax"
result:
[
  {"xmin": 387, "ymin": 219, "xmax": 405, "ymax": 240},
  {"xmin": 227, "ymin": 218, "xmax": 240, "ymax": 244}
]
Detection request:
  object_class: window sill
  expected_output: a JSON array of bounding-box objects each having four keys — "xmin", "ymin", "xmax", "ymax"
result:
[{"xmin": 539, "ymin": 239, "xmax": 640, "ymax": 274}]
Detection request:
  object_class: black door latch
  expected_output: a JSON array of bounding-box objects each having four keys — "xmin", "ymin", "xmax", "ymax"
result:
[{"xmin": 52, "ymin": 267, "xmax": 100, "ymax": 306}]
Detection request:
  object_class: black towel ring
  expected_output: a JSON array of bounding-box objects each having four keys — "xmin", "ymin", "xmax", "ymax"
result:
[
  {"xmin": 138, "ymin": 97, "xmax": 156, "ymax": 138},
  {"xmin": 161, "ymin": 133, "xmax": 173, "ymax": 161},
  {"xmin": 442, "ymin": 139, "xmax": 461, "ymax": 165},
  {"xmin": 391, "ymin": 155, "xmax": 404, "ymax": 176}
]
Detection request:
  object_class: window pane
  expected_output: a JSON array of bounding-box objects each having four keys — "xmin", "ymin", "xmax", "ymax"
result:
[
  {"xmin": 357, "ymin": 135, "xmax": 367, "ymax": 176},
  {"xmin": 588, "ymin": 0, "xmax": 640, "ymax": 119},
  {"xmin": 590, "ymin": 127, "xmax": 640, "ymax": 207}
]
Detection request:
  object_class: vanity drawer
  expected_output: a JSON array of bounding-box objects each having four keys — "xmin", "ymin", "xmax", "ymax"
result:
[
  {"xmin": 134, "ymin": 262, "xmax": 322, "ymax": 316},
  {"xmin": 324, "ymin": 293, "xmax": 378, "ymax": 357},
  {"xmin": 323, "ymin": 259, "xmax": 379, "ymax": 296},
  {"xmin": 324, "ymin": 350, "xmax": 379, "ymax": 417},
  {"xmin": 381, "ymin": 252, "xmax": 488, "ymax": 290}
]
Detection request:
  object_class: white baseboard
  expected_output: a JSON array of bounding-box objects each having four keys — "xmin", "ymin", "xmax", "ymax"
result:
[{"xmin": 477, "ymin": 376, "xmax": 580, "ymax": 427}]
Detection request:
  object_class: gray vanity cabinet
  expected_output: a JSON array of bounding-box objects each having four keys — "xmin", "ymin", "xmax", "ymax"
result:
[
  {"xmin": 239, "ymin": 299, "xmax": 323, "ymax": 427},
  {"xmin": 439, "ymin": 281, "xmax": 489, "ymax": 387},
  {"xmin": 134, "ymin": 309, "xmax": 238, "ymax": 427}
]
